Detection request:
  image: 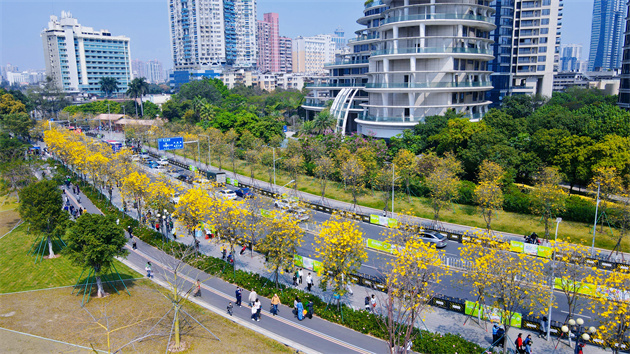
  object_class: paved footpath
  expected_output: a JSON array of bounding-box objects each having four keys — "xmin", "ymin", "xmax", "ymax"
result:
[
  {"xmin": 54, "ymin": 166, "xmax": 609, "ymax": 354},
  {"xmin": 61, "ymin": 182, "xmax": 389, "ymax": 354}
]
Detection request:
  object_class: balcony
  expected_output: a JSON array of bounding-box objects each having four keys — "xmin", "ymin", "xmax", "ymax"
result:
[
  {"xmin": 365, "ymin": 81, "xmax": 492, "ymax": 89},
  {"xmin": 364, "ymin": 0, "xmax": 384, "ymax": 9},
  {"xmin": 383, "ymin": 13, "xmax": 493, "ymax": 26},
  {"xmin": 324, "ymin": 59, "xmax": 370, "ymax": 67},
  {"xmin": 371, "ymin": 47, "xmax": 492, "ymax": 56},
  {"xmin": 305, "ymin": 82, "xmax": 367, "ymax": 88}
]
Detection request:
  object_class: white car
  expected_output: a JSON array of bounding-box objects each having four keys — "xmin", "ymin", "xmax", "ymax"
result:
[
  {"xmin": 216, "ymin": 189, "xmax": 237, "ymax": 200},
  {"xmin": 274, "ymin": 199, "xmax": 297, "ymax": 209},
  {"xmin": 172, "ymin": 192, "xmax": 181, "ymax": 204}
]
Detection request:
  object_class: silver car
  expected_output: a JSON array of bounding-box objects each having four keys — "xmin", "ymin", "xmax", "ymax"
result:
[{"xmin": 420, "ymin": 230, "xmax": 448, "ymax": 248}]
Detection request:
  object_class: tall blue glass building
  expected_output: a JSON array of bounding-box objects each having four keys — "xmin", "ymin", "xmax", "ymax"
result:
[{"xmin": 588, "ymin": 0, "xmax": 625, "ymax": 71}]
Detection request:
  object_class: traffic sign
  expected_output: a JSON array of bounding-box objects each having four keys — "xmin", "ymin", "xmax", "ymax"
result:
[{"xmin": 158, "ymin": 137, "xmax": 184, "ymax": 151}]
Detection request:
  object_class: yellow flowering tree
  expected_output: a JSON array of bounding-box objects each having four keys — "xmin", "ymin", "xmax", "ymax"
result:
[
  {"xmin": 589, "ymin": 166, "xmax": 623, "ymax": 233},
  {"xmin": 393, "ymin": 148, "xmax": 417, "ymax": 201},
  {"xmin": 120, "ymin": 171, "xmax": 150, "ymax": 221},
  {"xmin": 459, "ymin": 229, "xmax": 495, "ymax": 324},
  {"xmin": 208, "ymin": 197, "xmax": 249, "ymax": 266},
  {"xmin": 174, "ymin": 186, "xmax": 211, "ymax": 236},
  {"xmin": 313, "ymin": 212, "xmax": 367, "ymax": 297},
  {"xmin": 383, "ymin": 220, "xmax": 447, "ymax": 353},
  {"xmin": 590, "ymin": 268, "xmax": 630, "ymax": 354},
  {"xmin": 530, "ymin": 167, "xmax": 567, "ymax": 238},
  {"xmin": 423, "ymin": 153, "xmax": 462, "ymax": 222},
  {"xmin": 461, "ymin": 234, "xmax": 550, "ymax": 353},
  {"xmin": 146, "ymin": 177, "xmax": 176, "ymax": 216},
  {"xmin": 474, "ymin": 160, "xmax": 505, "ymax": 232},
  {"xmin": 257, "ymin": 210, "xmax": 304, "ymax": 287}
]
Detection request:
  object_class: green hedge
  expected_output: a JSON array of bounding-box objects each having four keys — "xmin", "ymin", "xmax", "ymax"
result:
[{"xmin": 57, "ymin": 164, "xmax": 489, "ymax": 354}]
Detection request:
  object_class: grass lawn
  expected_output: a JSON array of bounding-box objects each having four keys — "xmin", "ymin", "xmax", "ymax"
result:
[
  {"xmin": 0, "ymin": 223, "xmax": 140, "ymax": 294},
  {"xmin": 0, "ymin": 281, "xmax": 292, "ymax": 353}
]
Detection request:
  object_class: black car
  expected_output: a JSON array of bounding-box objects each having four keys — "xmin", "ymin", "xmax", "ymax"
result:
[
  {"xmin": 235, "ymin": 188, "xmax": 254, "ymax": 198},
  {"xmin": 176, "ymin": 174, "xmax": 194, "ymax": 184}
]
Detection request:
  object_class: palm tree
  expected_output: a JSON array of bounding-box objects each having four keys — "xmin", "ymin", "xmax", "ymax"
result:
[
  {"xmin": 312, "ymin": 111, "xmax": 336, "ymax": 134},
  {"xmin": 126, "ymin": 78, "xmax": 149, "ymax": 117},
  {"xmin": 98, "ymin": 77, "xmax": 119, "ymax": 98}
]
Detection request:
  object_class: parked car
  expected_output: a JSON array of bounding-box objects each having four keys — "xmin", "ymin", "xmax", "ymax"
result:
[
  {"xmin": 139, "ymin": 153, "xmax": 150, "ymax": 161},
  {"xmin": 420, "ymin": 230, "xmax": 448, "ymax": 248},
  {"xmin": 172, "ymin": 192, "xmax": 181, "ymax": 204},
  {"xmin": 131, "ymin": 155, "xmax": 140, "ymax": 161},
  {"xmin": 216, "ymin": 189, "xmax": 237, "ymax": 200},
  {"xmin": 235, "ymin": 188, "xmax": 254, "ymax": 198}
]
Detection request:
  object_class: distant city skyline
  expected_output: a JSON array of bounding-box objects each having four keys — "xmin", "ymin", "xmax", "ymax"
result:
[{"xmin": 1, "ymin": 0, "xmax": 595, "ymax": 72}]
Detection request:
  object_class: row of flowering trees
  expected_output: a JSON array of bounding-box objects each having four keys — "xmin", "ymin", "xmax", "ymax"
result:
[{"xmin": 44, "ymin": 125, "xmax": 628, "ymax": 354}]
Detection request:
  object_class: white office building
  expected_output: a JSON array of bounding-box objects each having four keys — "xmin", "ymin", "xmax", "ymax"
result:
[{"xmin": 41, "ymin": 11, "xmax": 132, "ymax": 94}]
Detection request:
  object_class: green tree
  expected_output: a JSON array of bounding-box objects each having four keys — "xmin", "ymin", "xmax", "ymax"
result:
[
  {"xmin": 18, "ymin": 180, "xmax": 68, "ymax": 258},
  {"xmin": 126, "ymin": 77, "xmax": 149, "ymax": 116},
  {"xmin": 553, "ymin": 135, "xmax": 594, "ymax": 193},
  {"xmin": 28, "ymin": 76, "xmax": 70, "ymax": 119},
  {"xmin": 98, "ymin": 77, "xmax": 120, "ymax": 98},
  {"xmin": 474, "ymin": 161, "xmax": 505, "ymax": 232},
  {"xmin": 64, "ymin": 214, "xmax": 128, "ymax": 298},
  {"xmin": 1, "ymin": 112, "xmax": 35, "ymax": 140}
]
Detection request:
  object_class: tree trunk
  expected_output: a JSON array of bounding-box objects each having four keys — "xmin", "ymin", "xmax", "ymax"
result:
[
  {"xmin": 47, "ymin": 235, "xmax": 55, "ymax": 258},
  {"xmin": 95, "ymin": 274, "xmax": 105, "ymax": 298},
  {"xmin": 134, "ymin": 98, "xmax": 138, "ymax": 116}
]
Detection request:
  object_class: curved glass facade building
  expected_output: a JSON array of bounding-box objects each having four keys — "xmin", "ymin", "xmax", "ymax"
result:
[{"xmin": 304, "ymin": 0, "xmax": 496, "ymax": 139}]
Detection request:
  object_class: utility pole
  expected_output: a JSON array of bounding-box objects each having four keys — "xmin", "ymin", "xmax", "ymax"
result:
[{"xmin": 590, "ymin": 182, "xmax": 601, "ymax": 256}]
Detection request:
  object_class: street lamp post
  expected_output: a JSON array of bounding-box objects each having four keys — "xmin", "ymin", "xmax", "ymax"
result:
[
  {"xmin": 385, "ymin": 162, "xmax": 401, "ymax": 218},
  {"xmin": 200, "ymin": 134, "xmax": 211, "ymax": 168},
  {"xmin": 561, "ymin": 318, "xmax": 595, "ymax": 348},
  {"xmin": 547, "ymin": 217, "xmax": 562, "ymax": 340}
]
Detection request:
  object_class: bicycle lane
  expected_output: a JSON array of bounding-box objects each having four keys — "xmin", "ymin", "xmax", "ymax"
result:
[{"xmin": 64, "ymin": 184, "xmax": 390, "ymax": 354}]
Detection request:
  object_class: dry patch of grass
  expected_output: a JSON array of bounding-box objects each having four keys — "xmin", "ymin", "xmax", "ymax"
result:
[{"xmin": 0, "ymin": 281, "xmax": 291, "ymax": 353}]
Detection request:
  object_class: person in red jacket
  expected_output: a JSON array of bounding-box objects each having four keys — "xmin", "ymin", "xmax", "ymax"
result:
[{"xmin": 515, "ymin": 333, "xmax": 524, "ymax": 353}]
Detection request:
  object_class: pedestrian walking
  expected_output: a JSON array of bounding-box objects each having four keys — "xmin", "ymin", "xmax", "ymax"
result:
[
  {"xmin": 235, "ymin": 287, "xmax": 243, "ymax": 307},
  {"xmin": 132, "ymin": 236, "xmax": 137, "ymax": 250},
  {"xmin": 293, "ymin": 269, "xmax": 299, "ymax": 286},
  {"xmin": 251, "ymin": 303, "xmax": 258, "ymax": 321},
  {"xmin": 298, "ymin": 268, "xmax": 303, "ymax": 285},
  {"xmin": 515, "ymin": 333, "xmax": 524, "ymax": 354},
  {"xmin": 306, "ymin": 273, "xmax": 313, "ymax": 291},
  {"xmin": 523, "ymin": 334, "xmax": 533, "ymax": 354},
  {"xmin": 193, "ymin": 279, "xmax": 201, "ymax": 297},
  {"xmin": 128, "ymin": 225, "xmax": 133, "ymax": 238},
  {"xmin": 240, "ymin": 244, "xmax": 247, "ymax": 255},
  {"xmin": 538, "ymin": 316, "xmax": 548, "ymax": 339},
  {"xmin": 296, "ymin": 300, "xmax": 304, "ymax": 321},
  {"xmin": 492, "ymin": 324, "xmax": 499, "ymax": 346},
  {"xmin": 293, "ymin": 296, "xmax": 299, "ymax": 317},
  {"xmin": 364, "ymin": 296, "xmax": 371, "ymax": 311},
  {"xmin": 574, "ymin": 339, "xmax": 585, "ymax": 354},
  {"xmin": 221, "ymin": 247, "xmax": 226, "ymax": 260},
  {"xmin": 496, "ymin": 326, "xmax": 505, "ymax": 348},
  {"xmin": 227, "ymin": 302, "xmax": 233, "ymax": 316},
  {"xmin": 255, "ymin": 299, "xmax": 262, "ymax": 321},
  {"xmin": 271, "ymin": 294, "xmax": 281, "ymax": 316},
  {"xmin": 248, "ymin": 290, "xmax": 257, "ymax": 307},
  {"xmin": 306, "ymin": 300, "xmax": 314, "ymax": 319},
  {"xmin": 145, "ymin": 262, "xmax": 153, "ymax": 278},
  {"xmin": 77, "ymin": 195, "xmax": 81, "ymax": 203},
  {"xmin": 76, "ymin": 185, "xmax": 80, "ymax": 194},
  {"xmin": 370, "ymin": 294, "xmax": 377, "ymax": 312}
]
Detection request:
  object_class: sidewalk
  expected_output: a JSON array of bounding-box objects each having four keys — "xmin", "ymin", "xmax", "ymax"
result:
[{"xmin": 56, "ymin": 165, "xmax": 604, "ymax": 354}]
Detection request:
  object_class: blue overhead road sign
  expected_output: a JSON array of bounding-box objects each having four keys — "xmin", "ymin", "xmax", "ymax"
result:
[{"xmin": 158, "ymin": 137, "xmax": 184, "ymax": 151}]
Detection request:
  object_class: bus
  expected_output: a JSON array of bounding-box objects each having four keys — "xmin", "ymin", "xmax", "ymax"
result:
[{"xmin": 103, "ymin": 140, "xmax": 123, "ymax": 153}]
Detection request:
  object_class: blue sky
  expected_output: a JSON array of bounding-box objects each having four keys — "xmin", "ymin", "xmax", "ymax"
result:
[{"xmin": 1, "ymin": 0, "xmax": 594, "ymax": 71}]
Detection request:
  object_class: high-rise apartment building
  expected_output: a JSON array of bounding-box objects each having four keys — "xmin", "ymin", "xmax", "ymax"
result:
[
  {"xmin": 487, "ymin": 0, "xmax": 563, "ymax": 106},
  {"xmin": 279, "ymin": 37, "xmax": 293, "ymax": 74},
  {"xmin": 146, "ymin": 60, "xmax": 164, "ymax": 83},
  {"xmin": 618, "ymin": 3, "xmax": 630, "ymax": 109},
  {"xmin": 304, "ymin": 0, "xmax": 496, "ymax": 138},
  {"xmin": 560, "ymin": 44, "xmax": 582, "ymax": 72},
  {"xmin": 292, "ymin": 35, "xmax": 336, "ymax": 74},
  {"xmin": 588, "ymin": 0, "xmax": 625, "ymax": 71},
  {"xmin": 41, "ymin": 11, "xmax": 132, "ymax": 94},
  {"xmin": 132, "ymin": 59, "xmax": 146, "ymax": 80},
  {"xmin": 169, "ymin": 0, "xmax": 256, "ymax": 88},
  {"xmin": 257, "ymin": 13, "xmax": 280, "ymax": 73}
]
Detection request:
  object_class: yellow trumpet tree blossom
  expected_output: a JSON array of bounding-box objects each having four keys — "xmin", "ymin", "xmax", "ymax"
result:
[
  {"xmin": 474, "ymin": 160, "xmax": 505, "ymax": 232},
  {"xmin": 313, "ymin": 212, "xmax": 367, "ymax": 296},
  {"xmin": 384, "ymin": 230, "xmax": 447, "ymax": 354},
  {"xmin": 590, "ymin": 268, "xmax": 630, "ymax": 354},
  {"xmin": 174, "ymin": 186, "xmax": 211, "ymax": 236},
  {"xmin": 461, "ymin": 234, "xmax": 550, "ymax": 354},
  {"xmin": 208, "ymin": 197, "xmax": 249, "ymax": 265},
  {"xmin": 530, "ymin": 167, "xmax": 567, "ymax": 238},
  {"xmin": 120, "ymin": 171, "xmax": 150, "ymax": 221},
  {"xmin": 257, "ymin": 210, "xmax": 304, "ymax": 287},
  {"xmin": 146, "ymin": 178, "xmax": 176, "ymax": 216}
]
